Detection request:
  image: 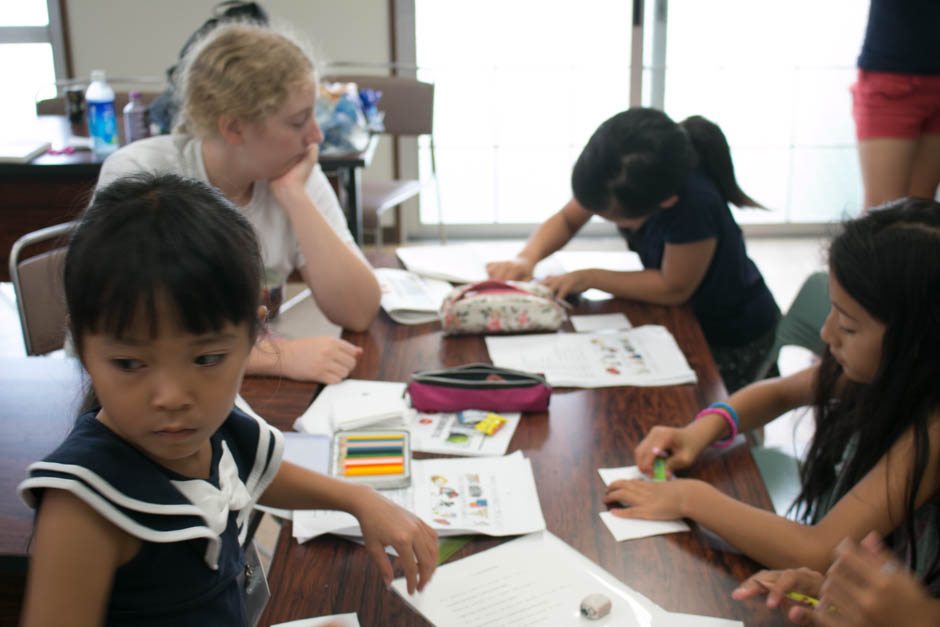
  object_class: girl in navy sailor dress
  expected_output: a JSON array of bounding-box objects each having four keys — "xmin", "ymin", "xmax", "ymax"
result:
[{"xmin": 17, "ymin": 174, "xmax": 438, "ymax": 627}]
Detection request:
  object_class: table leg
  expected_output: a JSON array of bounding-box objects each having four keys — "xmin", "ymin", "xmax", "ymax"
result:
[{"xmin": 344, "ymin": 167, "xmax": 363, "ymax": 245}]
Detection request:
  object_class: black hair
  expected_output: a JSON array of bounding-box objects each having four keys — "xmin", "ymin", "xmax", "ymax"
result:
[
  {"xmin": 794, "ymin": 198, "xmax": 940, "ymax": 581},
  {"xmin": 65, "ymin": 173, "xmax": 263, "ymax": 359},
  {"xmin": 571, "ymin": 107, "xmax": 763, "ymax": 218}
]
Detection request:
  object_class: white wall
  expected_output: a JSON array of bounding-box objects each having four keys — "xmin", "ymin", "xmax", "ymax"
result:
[{"xmin": 65, "ymin": 0, "xmax": 395, "ymax": 180}]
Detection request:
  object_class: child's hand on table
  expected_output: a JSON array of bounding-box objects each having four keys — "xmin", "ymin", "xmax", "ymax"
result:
[
  {"xmin": 354, "ymin": 488, "xmax": 439, "ymax": 595},
  {"xmin": 733, "ymin": 566, "xmax": 824, "ymax": 623},
  {"xmin": 278, "ymin": 336, "xmax": 362, "ymax": 383},
  {"xmin": 540, "ymin": 270, "xmax": 592, "ymax": 300},
  {"xmin": 602, "ymin": 477, "xmax": 701, "ymax": 520},
  {"xmin": 634, "ymin": 424, "xmax": 711, "ymax": 477},
  {"xmin": 486, "ymin": 257, "xmax": 535, "ymax": 281}
]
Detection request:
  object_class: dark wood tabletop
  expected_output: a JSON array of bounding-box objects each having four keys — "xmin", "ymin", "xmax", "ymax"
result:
[
  {"xmin": 253, "ymin": 252, "xmax": 788, "ymax": 627},
  {"xmin": 0, "ymin": 253, "xmax": 787, "ymax": 626}
]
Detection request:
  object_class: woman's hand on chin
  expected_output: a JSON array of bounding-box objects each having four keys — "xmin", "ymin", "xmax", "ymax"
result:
[{"xmin": 270, "ymin": 144, "xmax": 319, "ymax": 198}]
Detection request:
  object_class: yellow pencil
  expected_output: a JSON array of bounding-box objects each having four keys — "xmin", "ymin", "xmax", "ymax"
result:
[{"xmin": 344, "ymin": 464, "xmax": 404, "ymax": 476}]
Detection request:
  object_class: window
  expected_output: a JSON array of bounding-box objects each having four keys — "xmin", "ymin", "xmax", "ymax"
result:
[
  {"xmin": 0, "ymin": 0, "xmax": 68, "ymax": 133},
  {"xmin": 401, "ymin": 0, "xmax": 870, "ymax": 238}
]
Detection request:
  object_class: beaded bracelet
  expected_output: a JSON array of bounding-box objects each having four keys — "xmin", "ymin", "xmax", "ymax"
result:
[
  {"xmin": 708, "ymin": 402, "xmax": 740, "ymax": 430},
  {"xmin": 694, "ymin": 407, "xmax": 737, "ymax": 449}
]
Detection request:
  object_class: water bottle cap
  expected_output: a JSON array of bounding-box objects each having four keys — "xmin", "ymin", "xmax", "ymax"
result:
[
  {"xmin": 90, "ymin": 69, "xmax": 106, "ymax": 82},
  {"xmin": 129, "ymin": 90, "xmax": 142, "ymax": 99}
]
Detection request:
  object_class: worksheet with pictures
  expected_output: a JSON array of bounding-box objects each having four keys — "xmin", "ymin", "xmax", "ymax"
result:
[{"xmin": 485, "ymin": 325, "xmax": 697, "ymax": 388}]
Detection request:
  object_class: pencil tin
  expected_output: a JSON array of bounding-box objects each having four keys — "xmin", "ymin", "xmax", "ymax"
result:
[{"xmin": 330, "ymin": 430, "xmax": 412, "ymax": 490}]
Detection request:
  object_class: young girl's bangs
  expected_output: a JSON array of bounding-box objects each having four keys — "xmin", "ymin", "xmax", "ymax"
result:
[{"xmin": 66, "ymin": 174, "xmax": 263, "ymax": 349}]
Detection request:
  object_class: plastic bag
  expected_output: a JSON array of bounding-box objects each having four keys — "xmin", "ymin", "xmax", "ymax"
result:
[{"xmin": 315, "ymin": 81, "xmax": 384, "ymax": 155}]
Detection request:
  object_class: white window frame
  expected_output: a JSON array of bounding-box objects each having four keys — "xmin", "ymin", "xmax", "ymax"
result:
[
  {"xmin": 394, "ymin": 0, "xmax": 834, "ymax": 241},
  {"xmin": 0, "ymin": 0, "xmax": 69, "ymax": 82}
]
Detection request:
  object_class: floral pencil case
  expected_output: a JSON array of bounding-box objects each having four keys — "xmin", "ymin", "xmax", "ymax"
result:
[
  {"xmin": 439, "ymin": 279, "xmax": 566, "ymax": 335},
  {"xmin": 407, "ymin": 363, "xmax": 551, "ymax": 412}
]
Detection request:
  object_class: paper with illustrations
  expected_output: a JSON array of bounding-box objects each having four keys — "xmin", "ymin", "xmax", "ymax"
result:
[
  {"xmin": 292, "ymin": 451, "xmax": 545, "ymax": 542},
  {"xmin": 485, "ymin": 325, "xmax": 697, "ymax": 388}
]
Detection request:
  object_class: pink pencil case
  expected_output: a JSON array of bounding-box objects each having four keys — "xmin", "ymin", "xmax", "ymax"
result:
[{"xmin": 407, "ymin": 363, "xmax": 551, "ymax": 412}]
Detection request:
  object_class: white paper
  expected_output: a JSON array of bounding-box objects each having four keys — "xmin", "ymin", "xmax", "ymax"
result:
[
  {"xmin": 283, "ymin": 432, "xmax": 331, "ymax": 474},
  {"xmin": 485, "ymin": 326, "xmax": 697, "ymax": 388},
  {"xmin": 330, "ymin": 390, "xmax": 409, "ymax": 430},
  {"xmin": 553, "ymin": 250, "xmax": 643, "ymax": 274},
  {"xmin": 406, "ymin": 411, "xmax": 521, "ymax": 456},
  {"xmin": 271, "ymin": 613, "xmax": 360, "ymax": 627},
  {"xmin": 396, "ymin": 243, "xmax": 566, "ymax": 284},
  {"xmin": 374, "ymin": 267, "xmax": 453, "ymax": 325},
  {"xmin": 662, "ymin": 613, "xmax": 743, "ymax": 627},
  {"xmin": 392, "ymin": 530, "xmax": 662, "ymax": 626},
  {"xmin": 571, "ymin": 313, "xmax": 632, "ymax": 332},
  {"xmin": 292, "ymin": 451, "xmax": 546, "ymax": 541},
  {"xmin": 294, "ymin": 380, "xmax": 408, "ymax": 435},
  {"xmin": 597, "ymin": 466, "xmax": 690, "ymax": 541}
]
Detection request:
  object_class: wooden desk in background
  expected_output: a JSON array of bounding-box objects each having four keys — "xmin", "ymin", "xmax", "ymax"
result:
[
  {"xmin": 0, "ymin": 116, "xmax": 377, "ymax": 281},
  {"xmin": 0, "ymin": 253, "xmax": 787, "ymax": 626}
]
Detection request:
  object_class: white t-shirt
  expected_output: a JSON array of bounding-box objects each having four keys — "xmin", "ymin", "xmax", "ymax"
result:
[{"xmin": 97, "ymin": 134, "xmax": 358, "ymax": 290}]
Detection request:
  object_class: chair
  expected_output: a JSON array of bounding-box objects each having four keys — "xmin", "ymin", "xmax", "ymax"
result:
[
  {"xmin": 754, "ymin": 271, "xmax": 830, "ymax": 381},
  {"xmin": 9, "ymin": 222, "xmax": 74, "ymax": 355},
  {"xmin": 322, "ymin": 69, "xmax": 443, "ymax": 247}
]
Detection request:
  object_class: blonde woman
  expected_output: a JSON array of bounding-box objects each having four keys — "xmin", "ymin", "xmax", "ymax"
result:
[{"xmin": 97, "ymin": 22, "xmax": 380, "ymax": 383}]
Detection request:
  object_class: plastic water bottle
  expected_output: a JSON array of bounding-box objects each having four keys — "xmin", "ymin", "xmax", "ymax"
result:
[
  {"xmin": 85, "ymin": 70, "xmax": 118, "ymax": 156},
  {"xmin": 123, "ymin": 91, "xmax": 151, "ymax": 144}
]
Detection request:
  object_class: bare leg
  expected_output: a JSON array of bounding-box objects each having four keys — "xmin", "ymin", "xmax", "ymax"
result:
[
  {"xmin": 857, "ymin": 138, "xmax": 917, "ymax": 209},
  {"xmin": 908, "ymin": 133, "xmax": 940, "ymax": 200}
]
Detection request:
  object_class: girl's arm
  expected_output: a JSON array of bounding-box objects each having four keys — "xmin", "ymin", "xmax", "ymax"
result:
[
  {"xmin": 20, "ymin": 490, "xmax": 135, "ymax": 627},
  {"xmin": 542, "ymin": 238, "xmax": 717, "ymax": 302},
  {"xmin": 608, "ymin": 412, "xmax": 940, "ymax": 573},
  {"xmin": 634, "ymin": 365, "xmax": 819, "ymax": 475},
  {"xmin": 259, "ymin": 461, "xmax": 438, "ymax": 594},
  {"xmin": 246, "ymin": 335, "xmax": 362, "ymax": 383},
  {"xmin": 486, "ymin": 198, "xmax": 592, "ymax": 280},
  {"xmin": 271, "ymin": 147, "xmax": 381, "ymax": 332}
]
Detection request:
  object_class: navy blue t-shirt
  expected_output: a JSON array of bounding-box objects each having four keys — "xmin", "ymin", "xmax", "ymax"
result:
[
  {"xmin": 857, "ymin": 0, "xmax": 940, "ymax": 74},
  {"xmin": 619, "ymin": 171, "xmax": 779, "ymax": 347}
]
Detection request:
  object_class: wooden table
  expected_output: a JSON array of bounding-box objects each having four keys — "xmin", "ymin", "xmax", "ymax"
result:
[
  {"xmin": 253, "ymin": 254, "xmax": 787, "ymax": 626},
  {"xmin": 0, "ymin": 255, "xmax": 787, "ymax": 626},
  {"xmin": 0, "ymin": 117, "xmax": 377, "ymax": 281}
]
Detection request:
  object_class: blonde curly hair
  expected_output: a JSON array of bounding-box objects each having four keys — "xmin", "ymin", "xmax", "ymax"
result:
[{"xmin": 176, "ymin": 21, "xmax": 316, "ymax": 137}]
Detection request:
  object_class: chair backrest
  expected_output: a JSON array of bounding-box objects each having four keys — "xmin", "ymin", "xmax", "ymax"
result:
[
  {"xmin": 9, "ymin": 222, "xmax": 74, "ymax": 355},
  {"xmin": 323, "ymin": 74, "xmax": 434, "ymax": 137},
  {"xmin": 754, "ymin": 271, "xmax": 831, "ymax": 380}
]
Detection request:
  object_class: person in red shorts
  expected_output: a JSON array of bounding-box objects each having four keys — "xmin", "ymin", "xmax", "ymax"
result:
[{"xmin": 852, "ymin": 0, "xmax": 940, "ymax": 210}]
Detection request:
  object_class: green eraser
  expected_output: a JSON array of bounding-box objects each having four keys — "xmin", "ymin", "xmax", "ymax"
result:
[{"xmin": 653, "ymin": 457, "xmax": 667, "ymax": 481}]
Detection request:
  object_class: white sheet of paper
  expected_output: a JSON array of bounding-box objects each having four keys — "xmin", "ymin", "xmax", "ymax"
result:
[
  {"xmin": 597, "ymin": 466, "xmax": 690, "ymax": 541},
  {"xmin": 292, "ymin": 451, "xmax": 546, "ymax": 541},
  {"xmin": 282, "ymin": 432, "xmax": 330, "ymax": 474},
  {"xmin": 553, "ymin": 250, "xmax": 643, "ymax": 273},
  {"xmin": 271, "ymin": 613, "xmax": 360, "ymax": 627},
  {"xmin": 406, "ymin": 411, "xmax": 520, "ymax": 456},
  {"xmin": 396, "ymin": 243, "xmax": 565, "ymax": 284},
  {"xmin": 391, "ymin": 530, "xmax": 663, "ymax": 626},
  {"xmin": 330, "ymin": 391, "xmax": 408, "ymax": 430},
  {"xmin": 294, "ymin": 380, "xmax": 408, "ymax": 435},
  {"xmin": 570, "ymin": 313, "xmax": 632, "ymax": 332},
  {"xmin": 662, "ymin": 613, "xmax": 743, "ymax": 627},
  {"xmin": 485, "ymin": 326, "xmax": 697, "ymax": 388}
]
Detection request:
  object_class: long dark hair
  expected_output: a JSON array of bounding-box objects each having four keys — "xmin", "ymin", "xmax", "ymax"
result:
[
  {"xmin": 571, "ymin": 107, "xmax": 763, "ymax": 218},
  {"xmin": 65, "ymin": 173, "xmax": 264, "ymax": 410},
  {"xmin": 794, "ymin": 198, "xmax": 940, "ymax": 580}
]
